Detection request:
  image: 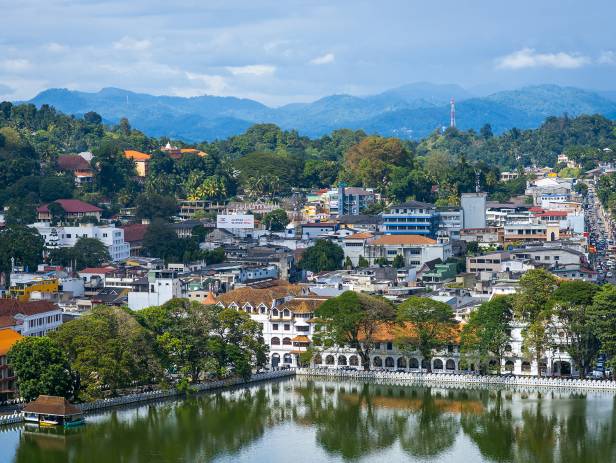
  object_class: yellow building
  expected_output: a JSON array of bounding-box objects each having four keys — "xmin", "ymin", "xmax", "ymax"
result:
[
  {"xmin": 124, "ymin": 150, "xmax": 151, "ymax": 177},
  {"xmin": 9, "ymin": 276, "xmax": 59, "ymax": 301}
]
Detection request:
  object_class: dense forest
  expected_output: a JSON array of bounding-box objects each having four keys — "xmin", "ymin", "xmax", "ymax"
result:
[{"xmin": 1, "ymin": 101, "xmax": 615, "ymax": 222}]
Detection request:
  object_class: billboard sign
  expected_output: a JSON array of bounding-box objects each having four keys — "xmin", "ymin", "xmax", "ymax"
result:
[{"xmin": 217, "ymin": 214, "xmax": 255, "ymax": 229}]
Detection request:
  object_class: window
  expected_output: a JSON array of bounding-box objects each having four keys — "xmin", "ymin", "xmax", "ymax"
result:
[
  {"xmin": 272, "ymin": 323, "xmax": 278, "ymax": 330},
  {"xmin": 66, "ymin": 234, "xmax": 71, "ymax": 238},
  {"xmin": 387, "ymin": 342, "xmax": 393, "ymax": 350},
  {"xmin": 554, "ymin": 256, "xmax": 560, "ymax": 261},
  {"xmin": 284, "ymin": 324, "xmax": 290, "ymax": 331}
]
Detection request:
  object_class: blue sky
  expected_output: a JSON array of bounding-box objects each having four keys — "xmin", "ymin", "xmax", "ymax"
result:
[{"xmin": 0, "ymin": 0, "xmax": 614, "ymax": 106}]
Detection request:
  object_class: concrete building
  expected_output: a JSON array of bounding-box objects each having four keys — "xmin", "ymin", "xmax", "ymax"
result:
[
  {"xmin": 127, "ymin": 270, "xmax": 185, "ymax": 310},
  {"xmin": 383, "ymin": 201, "xmax": 436, "ymax": 236},
  {"xmin": 32, "ymin": 223, "xmax": 130, "ymax": 262},
  {"xmin": 461, "ymin": 192, "xmax": 487, "ymax": 229},
  {"xmin": 341, "ymin": 232, "xmax": 374, "ymax": 266},
  {"xmin": 0, "ymin": 329, "xmax": 22, "ymax": 401},
  {"xmin": 435, "ymin": 207, "xmax": 464, "ymax": 240},
  {"xmin": 325, "ymin": 186, "xmax": 376, "ymax": 217},
  {"xmin": 467, "ymin": 252, "xmax": 512, "ymax": 274},
  {"xmin": 300, "ymin": 223, "xmax": 338, "ymax": 240},
  {"xmin": 0, "ymin": 300, "xmax": 63, "ymax": 337},
  {"xmin": 366, "ymin": 235, "xmax": 452, "ymax": 268}
]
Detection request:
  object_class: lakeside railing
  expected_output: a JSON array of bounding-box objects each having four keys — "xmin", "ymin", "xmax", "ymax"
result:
[
  {"xmin": 0, "ymin": 369, "xmax": 294, "ymax": 427},
  {"xmin": 296, "ymin": 368, "xmax": 616, "ymax": 390}
]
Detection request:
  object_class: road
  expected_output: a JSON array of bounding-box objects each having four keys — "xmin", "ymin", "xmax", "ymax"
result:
[{"xmin": 585, "ymin": 180, "xmax": 616, "ymax": 284}]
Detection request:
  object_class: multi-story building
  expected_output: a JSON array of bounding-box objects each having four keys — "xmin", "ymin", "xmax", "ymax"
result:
[
  {"xmin": 341, "ymin": 232, "xmax": 374, "ymax": 266},
  {"xmin": 0, "ymin": 329, "xmax": 22, "ymax": 401},
  {"xmin": 324, "ymin": 186, "xmax": 376, "ymax": 217},
  {"xmin": 127, "ymin": 269, "xmax": 185, "ymax": 310},
  {"xmin": 215, "ymin": 282, "xmax": 578, "ymax": 377},
  {"xmin": 215, "ymin": 284, "xmax": 320, "ymax": 368},
  {"xmin": 8, "ymin": 273, "xmax": 59, "ymax": 301},
  {"xmin": 365, "ymin": 235, "xmax": 452, "ymax": 268},
  {"xmin": 32, "ymin": 223, "xmax": 130, "ymax": 262},
  {"xmin": 0, "ymin": 300, "xmax": 63, "ymax": 337},
  {"xmin": 383, "ymin": 201, "xmax": 436, "ymax": 236},
  {"xmin": 461, "ymin": 192, "xmax": 487, "ymax": 229},
  {"xmin": 504, "ymin": 220, "xmax": 561, "ymax": 243},
  {"xmin": 435, "ymin": 207, "xmax": 463, "ymax": 240},
  {"xmin": 467, "ymin": 252, "xmax": 512, "ymax": 274}
]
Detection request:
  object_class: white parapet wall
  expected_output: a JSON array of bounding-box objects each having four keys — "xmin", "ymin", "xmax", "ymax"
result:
[{"xmin": 296, "ymin": 368, "xmax": 616, "ymax": 390}]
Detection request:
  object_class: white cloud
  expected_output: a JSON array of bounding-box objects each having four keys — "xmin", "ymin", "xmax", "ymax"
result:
[
  {"xmin": 496, "ymin": 48, "xmax": 589, "ymax": 69},
  {"xmin": 310, "ymin": 52, "xmax": 335, "ymax": 65},
  {"xmin": 184, "ymin": 71, "xmax": 228, "ymax": 95},
  {"xmin": 45, "ymin": 42, "xmax": 66, "ymax": 53},
  {"xmin": 226, "ymin": 64, "xmax": 275, "ymax": 76},
  {"xmin": 598, "ymin": 50, "xmax": 616, "ymax": 65},
  {"xmin": 113, "ymin": 36, "xmax": 151, "ymax": 51},
  {"xmin": 0, "ymin": 58, "xmax": 32, "ymax": 72}
]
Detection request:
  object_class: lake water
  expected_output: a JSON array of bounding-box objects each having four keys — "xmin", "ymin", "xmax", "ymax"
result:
[{"xmin": 1, "ymin": 377, "xmax": 616, "ymax": 463}]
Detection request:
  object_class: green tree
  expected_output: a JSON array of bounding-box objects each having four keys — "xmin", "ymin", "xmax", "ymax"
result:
[
  {"xmin": 513, "ymin": 269, "xmax": 558, "ymax": 377},
  {"xmin": 8, "ymin": 337, "xmax": 73, "ymax": 401},
  {"xmin": 357, "ymin": 255, "xmax": 369, "ymax": 268},
  {"xmin": 314, "ymin": 291, "xmax": 396, "ymax": 370},
  {"xmin": 299, "ymin": 239, "xmax": 344, "ymax": 273},
  {"xmin": 135, "ymin": 193, "xmax": 178, "ymax": 221},
  {"xmin": 392, "ymin": 254, "xmax": 405, "ymax": 269},
  {"xmin": 396, "ymin": 297, "xmax": 457, "ymax": 372},
  {"xmin": 52, "ymin": 306, "xmax": 162, "ymax": 400},
  {"xmin": 4, "ymin": 198, "xmax": 36, "ymax": 225},
  {"xmin": 138, "ymin": 299, "xmax": 213, "ymax": 382},
  {"xmin": 551, "ymin": 280, "xmax": 599, "ymax": 378},
  {"xmin": 589, "ymin": 285, "xmax": 616, "ymax": 370},
  {"xmin": 206, "ymin": 305, "xmax": 268, "ymax": 380},
  {"xmin": 0, "ymin": 225, "xmax": 45, "ymax": 283},
  {"xmin": 460, "ymin": 296, "xmax": 513, "ymax": 374},
  {"xmin": 262, "ymin": 209, "xmax": 289, "ymax": 232},
  {"xmin": 47, "ymin": 201, "xmax": 66, "ymax": 225},
  {"xmin": 49, "ymin": 237, "xmax": 110, "ymax": 270}
]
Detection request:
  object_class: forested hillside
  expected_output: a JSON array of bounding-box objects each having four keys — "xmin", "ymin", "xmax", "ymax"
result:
[{"xmin": 1, "ymin": 101, "xmax": 615, "ymax": 224}]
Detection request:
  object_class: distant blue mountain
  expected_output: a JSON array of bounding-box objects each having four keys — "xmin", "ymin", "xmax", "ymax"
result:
[{"xmin": 23, "ymin": 83, "xmax": 616, "ymax": 141}]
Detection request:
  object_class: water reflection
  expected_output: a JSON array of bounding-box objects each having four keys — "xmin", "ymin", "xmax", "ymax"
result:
[{"xmin": 9, "ymin": 378, "xmax": 616, "ymax": 463}]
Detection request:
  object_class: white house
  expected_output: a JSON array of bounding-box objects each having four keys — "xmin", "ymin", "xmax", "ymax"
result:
[{"xmin": 127, "ymin": 270, "xmax": 185, "ymax": 310}]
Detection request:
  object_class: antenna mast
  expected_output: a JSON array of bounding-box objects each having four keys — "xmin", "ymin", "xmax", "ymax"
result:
[{"xmin": 450, "ymin": 97, "xmax": 456, "ymax": 128}]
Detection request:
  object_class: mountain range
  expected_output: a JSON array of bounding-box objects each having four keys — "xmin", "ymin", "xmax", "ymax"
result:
[{"xmin": 24, "ymin": 83, "xmax": 616, "ymax": 142}]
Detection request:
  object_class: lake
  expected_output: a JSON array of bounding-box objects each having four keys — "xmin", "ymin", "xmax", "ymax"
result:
[{"xmin": 1, "ymin": 377, "xmax": 616, "ymax": 463}]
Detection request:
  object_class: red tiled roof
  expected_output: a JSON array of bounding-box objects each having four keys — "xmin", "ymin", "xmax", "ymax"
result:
[
  {"xmin": 37, "ymin": 199, "xmax": 102, "ymax": 214},
  {"xmin": 121, "ymin": 224, "xmax": 148, "ymax": 242},
  {"xmin": 0, "ymin": 300, "xmax": 59, "ymax": 319},
  {"xmin": 57, "ymin": 155, "xmax": 91, "ymax": 171}
]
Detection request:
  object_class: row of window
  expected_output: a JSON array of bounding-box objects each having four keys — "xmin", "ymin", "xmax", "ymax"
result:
[{"xmin": 27, "ymin": 314, "xmax": 61, "ymax": 328}]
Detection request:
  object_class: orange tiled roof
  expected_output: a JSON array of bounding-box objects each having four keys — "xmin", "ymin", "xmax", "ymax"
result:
[
  {"xmin": 344, "ymin": 232, "xmax": 374, "ymax": 240},
  {"xmin": 357, "ymin": 321, "xmax": 461, "ymax": 343},
  {"xmin": 371, "ymin": 235, "xmax": 437, "ymax": 246},
  {"xmin": 124, "ymin": 150, "xmax": 151, "ymax": 161},
  {"xmin": 281, "ymin": 298, "xmax": 326, "ymax": 314},
  {"xmin": 0, "ymin": 329, "xmax": 22, "ymax": 356},
  {"xmin": 291, "ymin": 335, "xmax": 310, "ymax": 343},
  {"xmin": 201, "ymin": 291, "xmax": 217, "ymax": 305}
]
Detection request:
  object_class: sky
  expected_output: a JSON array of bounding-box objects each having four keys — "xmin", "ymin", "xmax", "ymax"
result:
[{"xmin": 0, "ymin": 0, "xmax": 615, "ymax": 106}]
